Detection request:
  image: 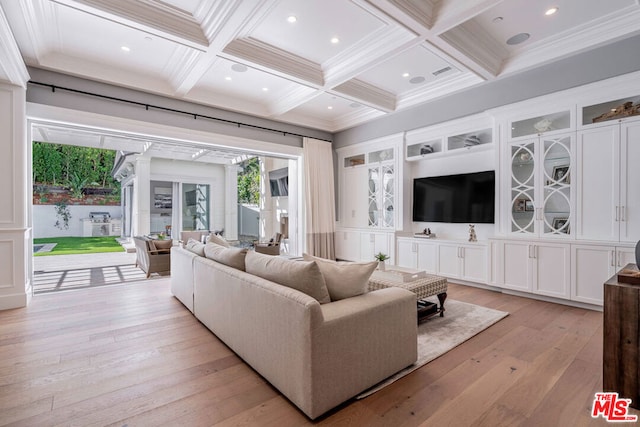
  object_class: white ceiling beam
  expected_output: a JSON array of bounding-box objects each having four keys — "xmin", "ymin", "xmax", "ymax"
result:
[{"xmin": 430, "ymin": 0, "xmax": 505, "ymax": 35}]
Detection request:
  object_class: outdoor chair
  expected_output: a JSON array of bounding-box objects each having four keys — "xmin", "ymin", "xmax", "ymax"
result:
[
  {"xmin": 133, "ymin": 236, "xmax": 171, "ymax": 278},
  {"xmin": 254, "ymin": 232, "xmax": 282, "ymax": 256}
]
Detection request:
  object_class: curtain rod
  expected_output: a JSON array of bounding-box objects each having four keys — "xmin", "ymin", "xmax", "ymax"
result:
[{"xmin": 28, "ymin": 81, "xmax": 332, "ymax": 143}]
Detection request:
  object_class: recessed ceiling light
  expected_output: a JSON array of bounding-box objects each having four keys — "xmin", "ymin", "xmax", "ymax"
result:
[
  {"xmin": 225, "ymin": 76, "xmax": 232, "ymax": 81},
  {"xmin": 506, "ymin": 32, "xmax": 530, "ymax": 45},
  {"xmin": 287, "ymin": 15, "xmax": 297, "ymax": 23},
  {"xmin": 402, "ymin": 72, "xmax": 410, "ymax": 78},
  {"xmin": 545, "ymin": 7, "xmax": 559, "ymax": 16},
  {"xmin": 330, "ymin": 37, "xmax": 340, "ymax": 44},
  {"xmin": 327, "ymin": 106, "xmax": 333, "ymax": 110},
  {"xmin": 262, "ymin": 87, "xmax": 269, "ymax": 92},
  {"xmin": 120, "ymin": 46, "xmax": 130, "ymax": 52}
]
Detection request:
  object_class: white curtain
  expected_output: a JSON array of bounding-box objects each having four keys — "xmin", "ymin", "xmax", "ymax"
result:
[{"xmin": 303, "ymin": 138, "xmax": 336, "ymax": 259}]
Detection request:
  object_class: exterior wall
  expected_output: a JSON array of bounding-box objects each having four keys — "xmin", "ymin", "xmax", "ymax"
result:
[{"xmin": 32, "ymin": 205, "xmax": 122, "ymax": 238}]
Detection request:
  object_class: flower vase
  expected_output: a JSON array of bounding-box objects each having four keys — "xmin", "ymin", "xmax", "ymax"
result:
[{"xmin": 378, "ymin": 260, "xmax": 386, "ymax": 271}]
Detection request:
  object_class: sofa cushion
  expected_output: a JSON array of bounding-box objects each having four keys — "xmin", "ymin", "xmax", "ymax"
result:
[
  {"xmin": 245, "ymin": 250, "xmax": 331, "ymax": 304},
  {"xmin": 303, "ymin": 254, "xmax": 377, "ymax": 301},
  {"xmin": 204, "ymin": 243, "xmax": 247, "ymax": 271},
  {"xmin": 184, "ymin": 238, "xmax": 205, "ymax": 256},
  {"xmin": 206, "ymin": 232, "xmax": 230, "ymax": 247},
  {"xmin": 150, "ymin": 239, "xmax": 173, "ymax": 253}
]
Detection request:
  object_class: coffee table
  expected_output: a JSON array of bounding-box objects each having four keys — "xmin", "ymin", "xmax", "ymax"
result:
[{"xmin": 368, "ymin": 267, "xmax": 448, "ymax": 322}]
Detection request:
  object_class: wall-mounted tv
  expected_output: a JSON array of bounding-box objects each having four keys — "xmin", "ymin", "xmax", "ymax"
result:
[
  {"xmin": 412, "ymin": 170, "xmax": 495, "ymax": 223},
  {"xmin": 269, "ymin": 167, "xmax": 289, "ymax": 197}
]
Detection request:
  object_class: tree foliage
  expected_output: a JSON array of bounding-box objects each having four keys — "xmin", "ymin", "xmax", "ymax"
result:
[
  {"xmin": 32, "ymin": 142, "xmax": 120, "ymax": 191},
  {"xmin": 237, "ymin": 157, "xmax": 260, "ymax": 204}
]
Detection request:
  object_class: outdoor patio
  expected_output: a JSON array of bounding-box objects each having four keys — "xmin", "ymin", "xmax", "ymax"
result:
[{"xmin": 33, "ymin": 252, "xmax": 167, "ymax": 294}]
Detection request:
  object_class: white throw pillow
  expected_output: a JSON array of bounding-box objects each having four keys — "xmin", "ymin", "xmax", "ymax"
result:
[
  {"xmin": 245, "ymin": 250, "xmax": 331, "ymax": 304},
  {"xmin": 204, "ymin": 243, "xmax": 247, "ymax": 271},
  {"xmin": 184, "ymin": 238, "xmax": 205, "ymax": 256},
  {"xmin": 303, "ymin": 253, "xmax": 377, "ymax": 301},
  {"xmin": 207, "ymin": 233, "xmax": 230, "ymax": 247}
]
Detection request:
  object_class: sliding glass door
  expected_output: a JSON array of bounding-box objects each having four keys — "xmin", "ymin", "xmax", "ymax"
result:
[{"xmin": 181, "ymin": 183, "xmax": 210, "ymax": 231}]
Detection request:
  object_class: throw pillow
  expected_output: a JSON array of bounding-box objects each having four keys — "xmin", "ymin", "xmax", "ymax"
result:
[
  {"xmin": 151, "ymin": 239, "xmax": 173, "ymax": 251},
  {"xmin": 204, "ymin": 242, "xmax": 248, "ymax": 271},
  {"xmin": 207, "ymin": 233, "xmax": 230, "ymax": 247},
  {"xmin": 303, "ymin": 253, "xmax": 377, "ymax": 301},
  {"xmin": 184, "ymin": 238, "xmax": 205, "ymax": 256},
  {"xmin": 245, "ymin": 250, "xmax": 331, "ymax": 304}
]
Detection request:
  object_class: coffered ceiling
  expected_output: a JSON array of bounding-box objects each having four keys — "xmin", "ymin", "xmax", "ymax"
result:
[{"xmin": 2, "ymin": 0, "xmax": 640, "ymax": 133}]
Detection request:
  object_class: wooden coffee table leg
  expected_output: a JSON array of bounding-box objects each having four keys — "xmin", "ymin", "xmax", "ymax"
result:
[{"xmin": 437, "ymin": 292, "xmax": 447, "ymax": 317}]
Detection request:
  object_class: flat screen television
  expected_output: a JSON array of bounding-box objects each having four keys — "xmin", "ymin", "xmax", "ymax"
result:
[
  {"xmin": 269, "ymin": 167, "xmax": 289, "ymax": 197},
  {"xmin": 412, "ymin": 170, "xmax": 495, "ymax": 223}
]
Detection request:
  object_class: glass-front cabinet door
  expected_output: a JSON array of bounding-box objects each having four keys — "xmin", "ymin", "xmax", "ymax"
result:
[
  {"xmin": 541, "ymin": 135, "xmax": 572, "ymax": 236},
  {"xmin": 509, "ymin": 134, "xmax": 573, "ymax": 237},
  {"xmin": 510, "ymin": 142, "xmax": 536, "ymax": 234},
  {"xmin": 367, "ymin": 148, "xmax": 395, "ymax": 229}
]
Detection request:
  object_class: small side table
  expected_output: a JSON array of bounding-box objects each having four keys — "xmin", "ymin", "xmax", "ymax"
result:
[{"xmin": 604, "ymin": 263, "xmax": 640, "ymax": 409}]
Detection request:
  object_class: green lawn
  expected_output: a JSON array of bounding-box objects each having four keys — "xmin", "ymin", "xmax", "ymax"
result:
[{"xmin": 33, "ymin": 236, "xmax": 124, "ymax": 256}]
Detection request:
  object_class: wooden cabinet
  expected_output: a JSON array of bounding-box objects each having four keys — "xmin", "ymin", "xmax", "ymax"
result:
[
  {"xmin": 576, "ymin": 118, "xmax": 640, "ymax": 243},
  {"xmin": 603, "ymin": 267, "xmax": 640, "ymax": 409},
  {"xmin": 499, "ymin": 240, "xmax": 570, "ymax": 299},
  {"xmin": 572, "ymin": 244, "xmax": 636, "ymax": 305}
]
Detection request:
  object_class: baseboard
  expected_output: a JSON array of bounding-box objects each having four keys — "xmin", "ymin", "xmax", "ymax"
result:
[{"xmin": 0, "ymin": 291, "xmax": 28, "ymax": 310}]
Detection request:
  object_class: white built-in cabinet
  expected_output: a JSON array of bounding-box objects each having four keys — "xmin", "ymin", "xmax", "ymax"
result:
[
  {"xmin": 576, "ymin": 118, "xmax": 640, "ymax": 243},
  {"xmin": 571, "ymin": 244, "xmax": 636, "ymax": 305},
  {"xmin": 336, "ymin": 135, "xmax": 401, "ymax": 263},
  {"xmin": 499, "ymin": 240, "xmax": 571, "ymax": 299},
  {"xmin": 396, "ymin": 238, "xmax": 437, "ymax": 273},
  {"xmin": 396, "ymin": 238, "xmax": 487, "ymax": 283}
]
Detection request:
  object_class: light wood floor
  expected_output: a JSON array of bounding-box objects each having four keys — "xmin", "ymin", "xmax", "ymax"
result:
[{"xmin": 0, "ymin": 278, "xmax": 632, "ymax": 426}]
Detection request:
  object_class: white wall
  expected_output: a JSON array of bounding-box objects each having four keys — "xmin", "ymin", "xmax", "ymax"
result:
[
  {"xmin": 32, "ymin": 205, "xmax": 122, "ymax": 238},
  {"xmin": 150, "ymin": 157, "xmax": 227, "ymax": 235}
]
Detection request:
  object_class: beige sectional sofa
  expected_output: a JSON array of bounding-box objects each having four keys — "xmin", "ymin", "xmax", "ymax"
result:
[{"xmin": 170, "ymin": 243, "xmax": 417, "ymax": 419}]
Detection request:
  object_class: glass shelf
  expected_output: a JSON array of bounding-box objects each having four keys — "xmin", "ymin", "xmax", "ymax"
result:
[
  {"xmin": 582, "ymin": 95, "xmax": 640, "ymax": 125},
  {"xmin": 369, "ymin": 148, "xmax": 394, "ymax": 163},
  {"xmin": 406, "ymin": 139, "xmax": 442, "ymax": 158},
  {"xmin": 448, "ymin": 128, "xmax": 492, "ymax": 151},
  {"xmin": 344, "ymin": 154, "xmax": 365, "ymax": 167},
  {"xmin": 511, "ymin": 110, "xmax": 570, "ymax": 138}
]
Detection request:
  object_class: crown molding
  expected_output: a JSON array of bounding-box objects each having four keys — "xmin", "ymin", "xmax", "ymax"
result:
[
  {"xmin": 223, "ymin": 37, "xmax": 324, "ymax": 87},
  {"xmin": 501, "ymin": 6, "xmax": 640, "ymax": 76},
  {"xmin": 333, "ymin": 79, "xmax": 396, "ymax": 112},
  {"xmin": 164, "ymin": 46, "xmax": 203, "ymax": 93},
  {"xmin": 397, "ymin": 72, "xmax": 483, "ymax": 109},
  {"xmin": 51, "ymin": 0, "xmax": 209, "ymax": 49},
  {"xmin": 267, "ymin": 85, "xmax": 317, "ymax": 117},
  {"xmin": 323, "ymin": 25, "xmax": 416, "ymax": 88},
  {"xmin": 0, "ymin": 6, "xmax": 29, "ymax": 86},
  {"xmin": 385, "ymin": 0, "xmax": 435, "ymax": 29},
  {"xmin": 431, "ymin": 0, "xmax": 502, "ymax": 35}
]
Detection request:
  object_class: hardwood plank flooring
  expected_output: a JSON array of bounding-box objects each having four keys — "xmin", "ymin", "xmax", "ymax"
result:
[{"xmin": 0, "ymin": 279, "xmax": 634, "ymax": 426}]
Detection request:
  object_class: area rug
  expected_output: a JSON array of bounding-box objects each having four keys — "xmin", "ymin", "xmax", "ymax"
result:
[{"xmin": 357, "ymin": 298, "xmax": 509, "ymax": 398}]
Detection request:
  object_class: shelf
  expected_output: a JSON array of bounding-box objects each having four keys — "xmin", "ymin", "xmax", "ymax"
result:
[
  {"xmin": 447, "ymin": 128, "xmax": 492, "ymax": 151},
  {"xmin": 344, "ymin": 154, "xmax": 365, "ymax": 167},
  {"xmin": 406, "ymin": 139, "xmax": 442, "ymax": 159},
  {"xmin": 511, "ymin": 110, "xmax": 571, "ymax": 138},
  {"xmin": 582, "ymin": 95, "xmax": 640, "ymax": 125}
]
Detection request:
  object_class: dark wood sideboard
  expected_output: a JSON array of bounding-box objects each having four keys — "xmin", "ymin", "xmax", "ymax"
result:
[{"xmin": 603, "ymin": 263, "xmax": 640, "ymax": 409}]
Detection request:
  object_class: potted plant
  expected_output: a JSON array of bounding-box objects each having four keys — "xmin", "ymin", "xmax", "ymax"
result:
[{"xmin": 374, "ymin": 252, "xmax": 389, "ymax": 271}]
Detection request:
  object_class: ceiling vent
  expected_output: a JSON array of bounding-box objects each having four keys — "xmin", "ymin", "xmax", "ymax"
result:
[{"xmin": 432, "ymin": 66, "xmax": 452, "ymax": 76}]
